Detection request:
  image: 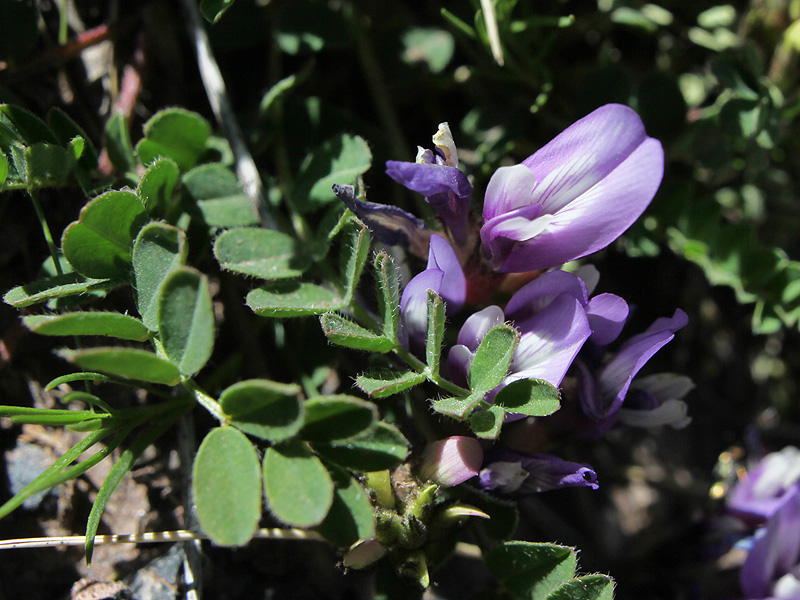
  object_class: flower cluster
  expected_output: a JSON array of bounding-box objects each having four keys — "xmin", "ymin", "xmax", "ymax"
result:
[
  {"xmin": 336, "ymin": 103, "xmax": 690, "ymax": 495},
  {"xmin": 728, "ymin": 447, "xmax": 800, "ymax": 599}
]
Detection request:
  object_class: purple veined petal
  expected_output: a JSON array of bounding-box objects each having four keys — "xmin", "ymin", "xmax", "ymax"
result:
[
  {"xmin": 597, "ymin": 308, "xmax": 688, "ymax": 418},
  {"xmin": 575, "ymin": 357, "xmax": 604, "ymax": 420},
  {"xmin": 509, "ymin": 293, "xmax": 592, "ymax": 387},
  {"xmin": 585, "ymin": 293, "xmax": 629, "ymax": 345},
  {"xmin": 427, "ymin": 234, "xmax": 466, "ymax": 313},
  {"xmin": 729, "ymin": 448, "xmax": 800, "ymax": 525},
  {"xmin": 505, "ymin": 270, "xmax": 589, "ymax": 326},
  {"xmin": 522, "ymin": 104, "xmax": 653, "ymax": 214},
  {"xmin": 483, "ymin": 206, "xmax": 554, "ymax": 242},
  {"xmin": 575, "ymin": 264, "xmax": 600, "ymax": 295},
  {"xmin": 400, "ymin": 269, "xmax": 444, "ymax": 349},
  {"xmin": 386, "ymin": 160, "xmax": 472, "ymax": 243},
  {"xmin": 418, "ymin": 436, "xmax": 483, "ymax": 487},
  {"xmin": 482, "ymin": 164, "xmax": 540, "ymax": 221},
  {"xmin": 487, "ymin": 137, "xmax": 664, "ymax": 272},
  {"xmin": 480, "ymin": 449, "xmax": 599, "ymax": 494},
  {"xmin": 740, "ymin": 487, "xmax": 800, "ymax": 599},
  {"xmin": 456, "ymin": 305, "xmax": 506, "ymax": 350},
  {"xmin": 634, "ymin": 373, "xmax": 695, "ymax": 403},
  {"xmin": 615, "ymin": 399, "xmax": 691, "ymax": 428},
  {"xmin": 333, "ymin": 184, "xmax": 431, "ymax": 256},
  {"xmin": 446, "ymin": 344, "xmax": 474, "ymax": 388}
]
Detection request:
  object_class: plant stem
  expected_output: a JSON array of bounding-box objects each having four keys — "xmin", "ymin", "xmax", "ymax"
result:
[
  {"xmin": 342, "ymin": 2, "xmax": 407, "ymax": 159},
  {"xmin": 181, "ymin": 377, "xmax": 226, "ymax": 424},
  {"xmin": 29, "ymin": 190, "xmax": 63, "ymax": 276},
  {"xmin": 350, "ymin": 298, "xmax": 471, "ymax": 398}
]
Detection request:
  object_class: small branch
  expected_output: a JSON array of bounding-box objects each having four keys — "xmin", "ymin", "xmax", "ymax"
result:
[
  {"xmin": 180, "ymin": 0, "xmax": 276, "ymax": 230},
  {"xmin": 342, "ymin": 2, "xmax": 408, "ymax": 159},
  {"xmin": 180, "ymin": 377, "xmax": 226, "ymax": 424},
  {"xmin": 0, "ymin": 528, "xmax": 326, "ymax": 550},
  {"xmin": 479, "ymin": 0, "xmax": 505, "ymax": 66}
]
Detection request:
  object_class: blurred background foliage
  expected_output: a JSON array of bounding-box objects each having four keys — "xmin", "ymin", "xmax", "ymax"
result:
[{"xmin": 2, "ymin": 0, "xmax": 800, "ymax": 598}]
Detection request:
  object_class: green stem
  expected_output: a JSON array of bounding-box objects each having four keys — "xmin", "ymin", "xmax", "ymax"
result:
[
  {"xmin": 350, "ymin": 298, "xmax": 471, "ymax": 398},
  {"xmin": 58, "ymin": 0, "xmax": 69, "ymax": 45},
  {"xmin": 393, "ymin": 344, "xmax": 470, "ymax": 397},
  {"xmin": 181, "ymin": 377, "xmax": 226, "ymax": 424},
  {"xmin": 29, "ymin": 189, "xmax": 63, "ymax": 276},
  {"xmin": 342, "ymin": 2, "xmax": 407, "ymax": 159}
]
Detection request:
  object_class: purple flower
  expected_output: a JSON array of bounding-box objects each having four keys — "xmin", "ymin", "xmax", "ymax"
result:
[
  {"xmin": 479, "ymin": 448, "xmax": 599, "ymax": 495},
  {"xmin": 332, "ymin": 183, "xmax": 432, "ymax": 257},
  {"xmin": 729, "ymin": 447, "xmax": 800, "ymax": 526},
  {"xmin": 740, "ymin": 486, "xmax": 800, "ymax": 599},
  {"xmin": 399, "ymin": 234, "xmax": 466, "ymax": 350},
  {"xmin": 386, "ymin": 123, "xmax": 472, "ymax": 245},
  {"xmin": 447, "ymin": 270, "xmax": 627, "ymax": 410},
  {"xmin": 447, "ymin": 272, "xmax": 593, "ymax": 401},
  {"xmin": 480, "ymin": 104, "xmax": 664, "ymax": 273},
  {"xmin": 578, "ymin": 308, "xmax": 690, "ymax": 426}
]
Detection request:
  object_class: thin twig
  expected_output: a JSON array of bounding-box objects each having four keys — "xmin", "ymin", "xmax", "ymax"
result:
[
  {"xmin": 479, "ymin": 0, "xmax": 505, "ymax": 66},
  {"xmin": 180, "ymin": 0, "xmax": 276, "ymax": 230},
  {"xmin": 0, "ymin": 528, "xmax": 326, "ymax": 551}
]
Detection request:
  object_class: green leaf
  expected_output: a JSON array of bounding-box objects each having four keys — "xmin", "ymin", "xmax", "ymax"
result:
[
  {"xmin": 425, "ymin": 290, "xmax": 445, "ymax": 378},
  {"xmin": 23, "ymin": 142, "xmax": 77, "ymax": 187},
  {"xmin": 3, "ymin": 272, "xmax": 120, "ymax": 308},
  {"xmin": 312, "ymin": 422, "xmax": 409, "ymax": 471},
  {"xmin": 294, "ymin": 134, "xmax": 372, "ymax": 213},
  {"xmin": 374, "ymin": 253, "xmax": 400, "ymax": 342},
  {"xmin": 200, "ymin": 0, "xmax": 235, "ymax": 23},
  {"xmin": 0, "ymin": 104, "xmax": 57, "ymax": 146},
  {"xmin": 401, "ymin": 27, "xmax": 455, "ymax": 73},
  {"xmin": 137, "ymin": 158, "xmax": 180, "ymax": 216},
  {"xmin": 85, "ymin": 416, "xmax": 179, "ymax": 562},
  {"xmin": 431, "ymin": 393, "xmax": 483, "ymax": 420},
  {"xmin": 339, "ymin": 220, "xmax": 371, "ymax": 304},
  {"xmin": 318, "ymin": 466, "xmax": 376, "ymax": 546},
  {"xmin": 57, "ymin": 347, "xmax": 181, "ymax": 386},
  {"xmin": 132, "ymin": 222, "xmax": 187, "ymax": 330},
  {"xmin": 214, "ymin": 227, "xmax": 311, "ymax": 280},
  {"xmin": 23, "ymin": 312, "xmax": 149, "ymax": 341},
  {"xmin": 356, "ymin": 370, "xmax": 426, "ymax": 398},
  {"xmin": 548, "ymin": 575, "xmax": 615, "ymax": 600},
  {"xmin": 263, "ymin": 439, "xmax": 334, "ymax": 527},
  {"xmin": 300, "ymin": 395, "xmax": 378, "ymax": 442},
  {"xmin": 486, "ymin": 542, "xmax": 577, "ymax": 600},
  {"xmin": 136, "ymin": 108, "xmax": 211, "ymax": 171},
  {"xmin": 0, "ymin": 427, "xmax": 115, "ymax": 522},
  {"xmin": 469, "ymin": 325, "xmax": 519, "ymax": 392},
  {"xmin": 219, "ymin": 379, "xmax": 304, "ymax": 442},
  {"xmin": 0, "ymin": 151, "xmax": 7, "ymax": 183},
  {"xmin": 247, "ymin": 281, "xmax": 343, "ymax": 317},
  {"xmin": 48, "ymin": 108, "xmax": 99, "ymax": 171},
  {"xmin": 104, "ymin": 111, "xmax": 136, "ymax": 173},
  {"xmin": 494, "ymin": 378, "xmax": 561, "ymax": 417},
  {"xmin": 45, "ymin": 372, "xmax": 115, "ymax": 391},
  {"xmin": 470, "ymin": 405, "xmax": 505, "ymax": 440},
  {"xmin": 0, "ymin": 406, "xmax": 109, "ymax": 426},
  {"xmin": 193, "ymin": 427, "xmax": 262, "ymax": 546},
  {"xmin": 61, "ymin": 190, "xmax": 148, "ymax": 279},
  {"xmin": 158, "ymin": 267, "xmax": 215, "ymax": 376},
  {"xmin": 319, "ymin": 313, "xmax": 393, "ymax": 352},
  {"xmin": 183, "ymin": 163, "xmax": 259, "ymax": 227}
]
